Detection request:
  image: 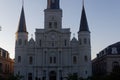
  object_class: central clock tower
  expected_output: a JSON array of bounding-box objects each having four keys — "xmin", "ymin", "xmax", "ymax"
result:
[{"xmin": 45, "ymin": 0, "xmax": 62, "ymax": 30}]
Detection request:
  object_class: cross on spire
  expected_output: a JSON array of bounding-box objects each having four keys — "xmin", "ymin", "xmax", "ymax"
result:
[
  {"xmin": 79, "ymin": 0, "xmax": 90, "ymax": 32},
  {"xmin": 82, "ymin": 0, "xmax": 84, "ymax": 7},
  {"xmin": 73, "ymin": 33, "xmax": 75, "ymax": 37},
  {"xmin": 82, "ymin": 0, "xmax": 85, "ymax": 7},
  {"xmin": 17, "ymin": 3, "xmax": 27, "ymax": 33},
  {"xmin": 22, "ymin": 0, "xmax": 24, "ymax": 7},
  {"xmin": 31, "ymin": 34, "xmax": 33, "ymax": 38}
]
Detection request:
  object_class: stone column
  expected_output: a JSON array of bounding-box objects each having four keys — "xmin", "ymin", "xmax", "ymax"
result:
[
  {"xmin": 43, "ymin": 52, "xmax": 45, "ymax": 66},
  {"xmin": 57, "ymin": 70, "xmax": 60, "ymax": 80},
  {"xmin": 46, "ymin": 70, "xmax": 49, "ymax": 80}
]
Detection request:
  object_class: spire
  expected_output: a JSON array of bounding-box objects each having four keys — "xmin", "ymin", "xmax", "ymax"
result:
[
  {"xmin": 79, "ymin": 0, "xmax": 89, "ymax": 32},
  {"xmin": 47, "ymin": 0, "xmax": 60, "ymax": 9},
  {"xmin": 17, "ymin": 6, "xmax": 27, "ymax": 33}
]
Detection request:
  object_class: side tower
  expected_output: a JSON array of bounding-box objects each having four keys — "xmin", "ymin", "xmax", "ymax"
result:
[
  {"xmin": 78, "ymin": 2, "xmax": 92, "ymax": 78},
  {"xmin": 14, "ymin": 6, "xmax": 28, "ymax": 78}
]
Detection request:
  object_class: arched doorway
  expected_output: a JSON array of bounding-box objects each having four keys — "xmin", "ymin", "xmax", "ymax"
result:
[{"xmin": 49, "ymin": 71, "xmax": 57, "ymax": 80}]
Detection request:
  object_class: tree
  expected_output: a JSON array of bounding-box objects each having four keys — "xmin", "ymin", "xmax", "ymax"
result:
[
  {"xmin": 0, "ymin": 76, "xmax": 4, "ymax": 80},
  {"xmin": 65, "ymin": 74, "xmax": 78, "ymax": 80},
  {"xmin": 108, "ymin": 65, "xmax": 120, "ymax": 80},
  {"xmin": 91, "ymin": 66, "xmax": 120, "ymax": 80}
]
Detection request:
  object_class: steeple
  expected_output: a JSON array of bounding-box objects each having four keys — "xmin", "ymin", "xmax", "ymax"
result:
[
  {"xmin": 17, "ymin": 6, "xmax": 27, "ymax": 33},
  {"xmin": 47, "ymin": 0, "xmax": 60, "ymax": 9},
  {"xmin": 79, "ymin": 0, "xmax": 89, "ymax": 32},
  {"xmin": 44, "ymin": 0, "xmax": 62, "ymax": 29}
]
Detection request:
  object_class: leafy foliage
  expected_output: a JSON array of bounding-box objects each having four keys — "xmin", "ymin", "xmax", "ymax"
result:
[
  {"xmin": 65, "ymin": 73, "xmax": 78, "ymax": 80},
  {"xmin": 7, "ymin": 74, "xmax": 23, "ymax": 80},
  {"xmin": 65, "ymin": 66, "xmax": 120, "ymax": 80},
  {"xmin": 91, "ymin": 66, "xmax": 120, "ymax": 80}
]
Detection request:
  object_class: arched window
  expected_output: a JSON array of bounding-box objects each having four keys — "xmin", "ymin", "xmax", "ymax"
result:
[
  {"xmin": 59, "ymin": 51, "xmax": 61, "ymax": 64},
  {"xmin": 50, "ymin": 57, "xmax": 52, "ymax": 64},
  {"xmin": 29, "ymin": 56, "xmax": 33, "ymax": 65},
  {"xmin": 84, "ymin": 38, "xmax": 87, "ymax": 44},
  {"xmin": 112, "ymin": 61, "xmax": 119, "ymax": 68},
  {"xmin": 28, "ymin": 73, "xmax": 32, "ymax": 80},
  {"xmin": 5, "ymin": 64, "xmax": 7, "ymax": 72},
  {"xmin": 52, "ymin": 42, "xmax": 54, "ymax": 47},
  {"xmin": 7, "ymin": 64, "xmax": 9, "ymax": 73},
  {"xmin": 17, "ymin": 71, "xmax": 20, "ymax": 75},
  {"xmin": 49, "ymin": 22, "xmax": 52, "ymax": 28},
  {"xmin": 84, "ymin": 56, "xmax": 88, "ymax": 62},
  {"xmin": 64, "ymin": 40, "xmax": 67, "ymax": 46},
  {"xmin": 79, "ymin": 39, "xmax": 82, "ymax": 45},
  {"xmin": 2, "ymin": 51, "xmax": 6, "ymax": 58},
  {"xmin": 18, "ymin": 39, "xmax": 22, "ymax": 45},
  {"xmin": 51, "ymin": 0, "xmax": 55, "ymax": 3},
  {"xmin": 49, "ymin": 56, "xmax": 56, "ymax": 64},
  {"xmin": 0, "ymin": 50, "xmax": 1, "ymax": 56},
  {"xmin": 85, "ymin": 70, "xmax": 88, "ymax": 74},
  {"xmin": 73, "ymin": 56, "xmax": 77, "ymax": 64},
  {"xmin": 88, "ymin": 38, "xmax": 90, "ymax": 45},
  {"xmin": 112, "ymin": 47, "xmax": 118, "ymax": 54},
  {"xmin": 39, "ymin": 40, "xmax": 41, "ymax": 47},
  {"xmin": 54, "ymin": 22, "xmax": 57, "ymax": 28},
  {"xmin": 0, "ymin": 63, "xmax": 2, "ymax": 73},
  {"xmin": 44, "ymin": 51, "xmax": 47, "ymax": 64},
  {"xmin": 18, "ymin": 56, "xmax": 21, "ymax": 63},
  {"xmin": 24, "ymin": 40, "xmax": 27, "ymax": 45},
  {"xmin": 112, "ymin": 61, "xmax": 120, "ymax": 72},
  {"xmin": 54, "ymin": 57, "xmax": 56, "ymax": 63}
]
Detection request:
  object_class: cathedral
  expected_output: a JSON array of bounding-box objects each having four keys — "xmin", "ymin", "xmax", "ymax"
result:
[{"xmin": 14, "ymin": 0, "xmax": 92, "ymax": 80}]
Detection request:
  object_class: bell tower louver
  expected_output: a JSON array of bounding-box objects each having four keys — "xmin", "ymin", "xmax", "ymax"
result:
[{"xmin": 47, "ymin": 0, "xmax": 60, "ymax": 9}]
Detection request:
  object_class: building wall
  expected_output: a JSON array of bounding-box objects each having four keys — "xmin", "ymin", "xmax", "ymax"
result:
[
  {"xmin": 14, "ymin": 1, "xmax": 92, "ymax": 80},
  {"xmin": 15, "ymin": 27, "xmax": 91, "ymax": 79},
  {"xmin": 92, "ymin": 42, "xmax": 120, "ymax": 76},
  {"xmin": 0, "ymin": 48, "xmax": 14, "ymax": 79}
]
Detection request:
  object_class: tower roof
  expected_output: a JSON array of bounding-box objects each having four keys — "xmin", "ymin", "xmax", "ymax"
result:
[
  {"xmin": 79, "ymin": 4, "xmax": 89, "ymax": 32},
  {"xmin": 71, "ymin": 37, "xmax": 78, "ymax": 42},
  {"xmin": 17, "ymin": 6, "xmax": 27, "ymax": 33},
  {"xmin": 47, "ymin": 0, "xmax": 60, "ymax": 9}
]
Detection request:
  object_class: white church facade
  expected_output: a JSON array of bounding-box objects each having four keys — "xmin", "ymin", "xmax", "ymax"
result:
[{"xmin": 14, "ymin": 0, "xmax": 92, "ymax": 80}]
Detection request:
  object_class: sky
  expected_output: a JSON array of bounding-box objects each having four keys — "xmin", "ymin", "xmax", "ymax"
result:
[{"xmin": 0, "ymin": 0, "xmax": 120, "ymax": 59}]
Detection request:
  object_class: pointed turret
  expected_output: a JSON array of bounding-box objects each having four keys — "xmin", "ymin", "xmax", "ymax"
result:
[
  {"xmin": 17, "ymin": 6, "xmax": 27, "ymax": 33},
  {"xmin": 78, "ymin": 0, "xmax": 92, "ymax": 78},
  {"xmin": 47, "ymin": 0, "xmax": 60, "ymax": 9},
  {"xmin": 15, "ymin": 6, "xmax": 28, "ymax": 47},
  {"xmin": 15, "ymin": 5, "xmax": 28, "ymax": 77},
  {"xmin": 79, "ymin": 3, "xmax": 89, "ymax": 32}
]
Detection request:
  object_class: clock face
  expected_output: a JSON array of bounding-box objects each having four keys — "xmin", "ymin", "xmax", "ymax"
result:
[
  {"xmin": 52, "ymin": 0, "xmax": 55, "ymax": 3},
  {"xmin": 51, "ymin": 35, "xmax": 55, "ymax": 40}
]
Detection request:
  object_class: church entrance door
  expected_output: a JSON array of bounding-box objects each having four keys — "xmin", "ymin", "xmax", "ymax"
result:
[{"xmin": 49, "ymin": 71, "xmax": 57, "ymax": 80}]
